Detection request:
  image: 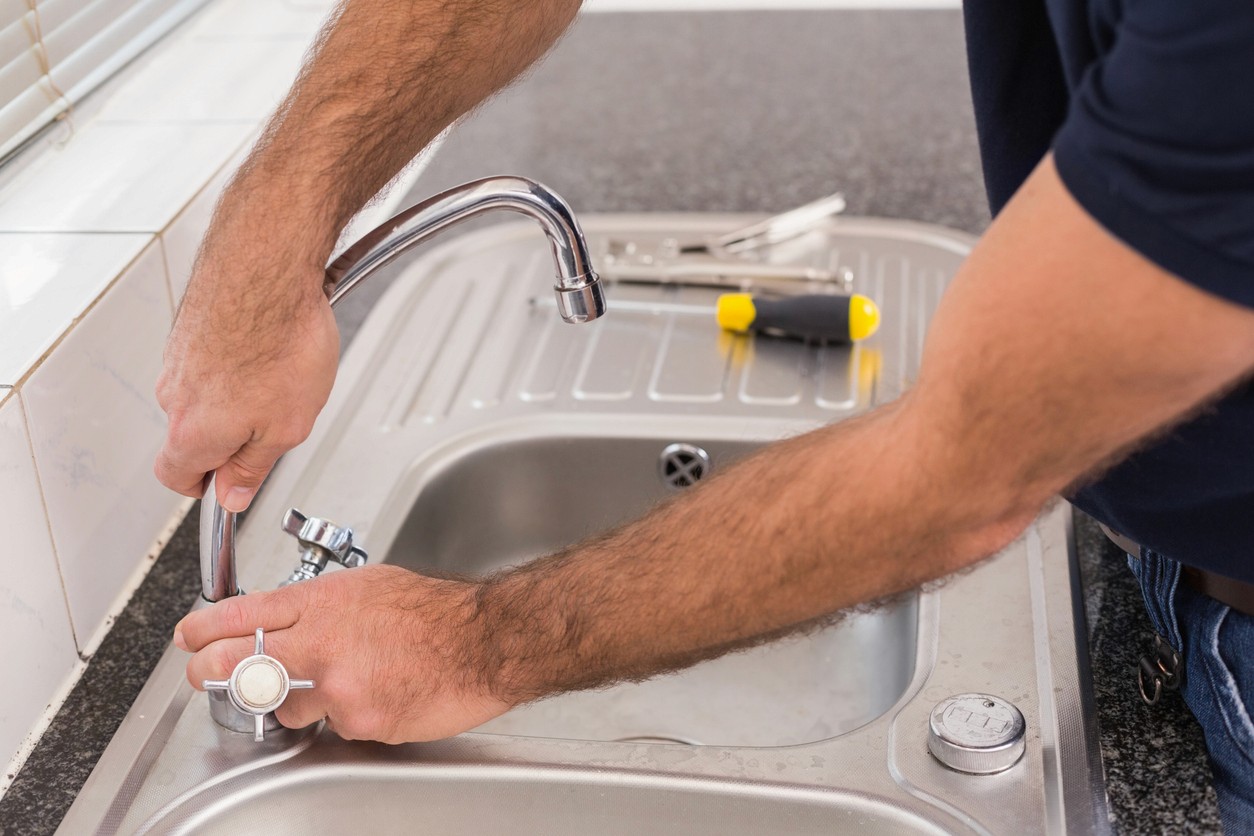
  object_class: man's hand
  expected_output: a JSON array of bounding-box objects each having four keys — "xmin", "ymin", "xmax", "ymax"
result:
[
  {"xmin": 175, "ymin": 565, "xmax": 511, "ymax": 742},
  {"xmin": 152, "ymin": 0, "xmax": 583, "ymax": 510},
  {"xmin": 155, "ymin": 252, "xmax": 338, "ymax": 511}
]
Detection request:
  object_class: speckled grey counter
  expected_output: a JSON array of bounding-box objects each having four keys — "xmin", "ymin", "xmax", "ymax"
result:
[
  {"xmin": 1076, "ymin": 513, "xmax": 1221, "ymax": 833},
  {"xmin": 0, "ymin": 10, "xmax": 1221, "ymax": 835}
]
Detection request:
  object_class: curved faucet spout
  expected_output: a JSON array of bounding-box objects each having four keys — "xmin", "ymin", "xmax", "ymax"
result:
[
  {"xmin": 326, "ymin": 176, "xmax": 605, "ymax": 322},
  {"xmin": 199, "ymin": 176, "xmax": 606, "ymax": 603}
]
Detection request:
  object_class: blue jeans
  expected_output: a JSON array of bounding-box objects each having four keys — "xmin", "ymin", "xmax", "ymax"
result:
[{"xmin": 1131, "ymin": 550, "xmax": 1254, "ymax": 834}]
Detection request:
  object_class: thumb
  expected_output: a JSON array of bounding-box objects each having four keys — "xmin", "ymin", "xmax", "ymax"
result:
[{"xmin": 214, "ymin": 438, "xmax": 286, "ymax": 513}]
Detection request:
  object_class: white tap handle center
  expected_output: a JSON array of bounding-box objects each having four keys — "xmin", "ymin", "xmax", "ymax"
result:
[{"xmin": 236, "ymin": 660, "xmax": 284, "ymax": 709}]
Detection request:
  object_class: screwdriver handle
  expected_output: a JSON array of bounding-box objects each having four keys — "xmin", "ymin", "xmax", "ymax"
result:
[{"xmin": 716, "ymin": 293, "xmax": 880, "ymax": 343}]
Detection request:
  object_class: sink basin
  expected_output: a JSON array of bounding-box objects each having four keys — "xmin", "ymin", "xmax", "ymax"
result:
[
  {"xmin": 141, "ymin": 750, "xmax": 947, "ymax": 836},
  {"xmin": 392, "ymin": 436, "xmax": 767, "ymax": 576},
  {"xmin": 60, "ymin": 213, "xmax": 1107, "ymax": 835},
  {"xmin": 389, "ymin": 434, "xmax": 916, "ymax": 747}
]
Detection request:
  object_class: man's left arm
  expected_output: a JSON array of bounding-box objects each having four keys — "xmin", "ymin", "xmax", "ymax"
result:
[{"xmin": 174, "ymin": 156, "xmax": 1254, "ymax": 743}]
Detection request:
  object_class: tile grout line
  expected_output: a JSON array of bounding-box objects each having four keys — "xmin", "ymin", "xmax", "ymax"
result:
[
  {"xmin": 0, "ymin": 658, "xmax": 89, "ymax": 797},
  {"xmin": 154, "ymin": 131, "xmax": 258, "ymax": 312},
  {"xmin": 156, "ymin": 236, "xmax": 178, "ymax": 319},
  {"xmin": 0, "ymin": 496, "xmax": 194, "ymax": 799},
  {"xmin": 15, "ymin": 389, "xmax": 81, "ymax": 655},
  {"xmin": 0, "ymin": 388, "xmax": 90, "ymax": 792},
  {"xmin": 6, "ymin": 236, "xmax": 159, "ymax": 391},
  {"xmin": 76, "ymin": 498, "xmax": 196, "ymax": 659},
  {"xmin": 6, "ymin": 234, "xmax": 190, "ymax": 771},
  {"xmin": 1, "ymin": 128, "xmax": 257, "ymax": 388}
]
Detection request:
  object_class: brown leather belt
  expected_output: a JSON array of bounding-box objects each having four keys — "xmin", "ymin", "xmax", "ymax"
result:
[
  {"xmin": 1100, "ymin": 523, "xmax": 1254, "ymax": 617},
  {"xmin": 1180, "ymin": 566, "xmax": 1254, "ymax": 618}
]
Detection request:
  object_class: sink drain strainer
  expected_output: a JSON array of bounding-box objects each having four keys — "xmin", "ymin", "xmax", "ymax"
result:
[{"xmin": 658, "ymin": 443, "xmax": 712, "ymax": 489}]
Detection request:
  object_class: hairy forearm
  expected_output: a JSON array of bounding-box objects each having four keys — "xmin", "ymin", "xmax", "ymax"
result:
[
  {"xmin": 470, "ymin": 157, "xmax": 1254, "ymax": 709},
  {"xmin": 209, "ymin": 0, "xmax": 582, "ymax": 275},
  {"xmin": 474, "ymin": 398, "xmax": 1021, "ymax": 704}
]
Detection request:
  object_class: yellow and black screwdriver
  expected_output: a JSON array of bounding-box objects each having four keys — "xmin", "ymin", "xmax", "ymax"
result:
[
  {"xmin": 533, "ymin": 292, "xmax": 880, "ymax": 343},
  {"xmin": 712, "ymin": 292, "xmax": 880, "ymax": 343}
]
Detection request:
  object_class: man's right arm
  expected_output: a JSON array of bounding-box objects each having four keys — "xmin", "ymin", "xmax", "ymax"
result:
[
  {"xmin": 173, "ymin": 155, "xmax": 1254, "ymax": 744},
  {"xmin": 154, "ymin": 0, "xmax": 583, "ymax": 512}
]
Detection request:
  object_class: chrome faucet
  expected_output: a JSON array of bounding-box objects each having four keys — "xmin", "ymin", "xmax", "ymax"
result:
[{"xmin": 198, "ymin": 176, "xmax": 606, "ymax": 737}]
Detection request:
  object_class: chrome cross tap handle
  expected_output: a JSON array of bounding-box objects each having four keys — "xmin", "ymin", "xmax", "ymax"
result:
[
  {"xmin": 280, "ymin": 508, "xmax": 368, "ymax": 585},
  {"xmin": 204, "ymin": 628, "xmax": 313, "ymax": 741}
]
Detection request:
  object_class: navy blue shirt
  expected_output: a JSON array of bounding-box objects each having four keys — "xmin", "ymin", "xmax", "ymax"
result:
[{"xmin": 963, "ymin": 0, "xmax": 1254, "ymax": 581}]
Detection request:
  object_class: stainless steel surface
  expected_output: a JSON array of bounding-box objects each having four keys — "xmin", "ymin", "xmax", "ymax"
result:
[
  {"xmin": 206, "ymin": 685, "xmax": 273, "ymax": 738},
  {"xmin": 602, "ymin": 246, "xmax": 851, "ymax": 285},
  {"xmin": 203, "ymin": 630, "xmax": 314, "ymax": 742},
  {"xmin": 533, "ymin": 294, "xmax": 724, "ymax": 317},
  {"xmin": 280, "ymin": 508, "xmax": 368, "ymax": 585},
  {"xmin": 601, "ymin": 192, "xmax": 852, "ymax": 287},
  {"xmin": 607, "ymin": 262, "xmax": 852, "ymax": 288},
  {"xmin": 927, "ymin": 694, "xmax": 1026, "ymax": 775},
  {"xmin": 64, "ymin": 213, "xmax": 1108, "ymax": 834},
  {"xmin": 122, "ymin": 756, "xmax": 952, "ymax": 836},
  {"xmin": 198, "ymin": 475, "xmax": 238, "ymax": 603}
]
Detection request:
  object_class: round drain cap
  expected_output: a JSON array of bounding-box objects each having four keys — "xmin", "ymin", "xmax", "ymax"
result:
[{"xmin": 928, "ymin": 693, "xmax": 1026, "ymax": 774}]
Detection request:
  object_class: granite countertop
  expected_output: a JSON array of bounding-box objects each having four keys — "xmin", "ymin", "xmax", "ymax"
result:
[{"xmin": 0, "ymin": 10, "xmax": 1220, "ymax": 834}]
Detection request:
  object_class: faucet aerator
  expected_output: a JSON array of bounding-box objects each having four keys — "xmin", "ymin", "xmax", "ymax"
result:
[{"xmin": 555, "ymin": 277, "xmax": 607, "ymax": 324}]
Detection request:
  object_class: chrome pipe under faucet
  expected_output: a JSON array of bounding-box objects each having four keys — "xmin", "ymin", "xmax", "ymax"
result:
[{"xmin": 200, "ymin": 176, "xmax": 605, "ymax": 607}]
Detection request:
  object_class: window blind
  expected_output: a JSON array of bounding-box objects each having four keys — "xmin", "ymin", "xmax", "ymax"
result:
[{"xmin": 0, "ymin": 0, "xmax": 209, "ymax": 162}]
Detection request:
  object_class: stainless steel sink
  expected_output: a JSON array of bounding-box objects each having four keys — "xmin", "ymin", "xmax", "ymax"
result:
[
  {"xmin": 391, "ymin": 434, "xmax": 915, "ymax": 747},
  {"xmin": 392, "ymin": 436, "xmax": 767, "ymax": 576},
  {"xmin": 134, "ymin": 743, "xmax": 949, "ymax": 835},
  {"xmin": 60, "ymin": 214, "xmax": 1108, "ymax": 834}
]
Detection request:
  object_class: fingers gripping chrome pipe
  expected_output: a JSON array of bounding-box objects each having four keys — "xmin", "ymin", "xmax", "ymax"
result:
[{"xmin": 199, "ymin": 176, "xmax": 606, "ymax": 604}]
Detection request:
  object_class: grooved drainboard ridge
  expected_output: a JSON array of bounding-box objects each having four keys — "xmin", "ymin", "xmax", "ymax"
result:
[{"xmin": 387, "ymin": 221, "xmax": 967, "ymax": 427}]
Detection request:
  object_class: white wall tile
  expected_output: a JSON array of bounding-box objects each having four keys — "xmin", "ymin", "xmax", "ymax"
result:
[
  {"xmin": 187, "ymin": 0, "xmax": 337, "ymax": 38},
  {"xmin": 0, "ymin": 233, "xmax": 153, "ymax": 386},
  {"xmin": 0, "ymin": 393, "xmax": 80, "ymax": 769},
  {"xmin": 22, "ymin": 241, "xmax": 183, "ymax": 647},
  {"xmin": 160, "ymin": 146, "xmax": 249, "ymax": 307},
  {"xmin": 96, "ymin": 38, "xmax": 309, "ymax": 123},
  {"xmin": 0, "ymin": 122, "xmax": 254, "ymax": 233}
]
